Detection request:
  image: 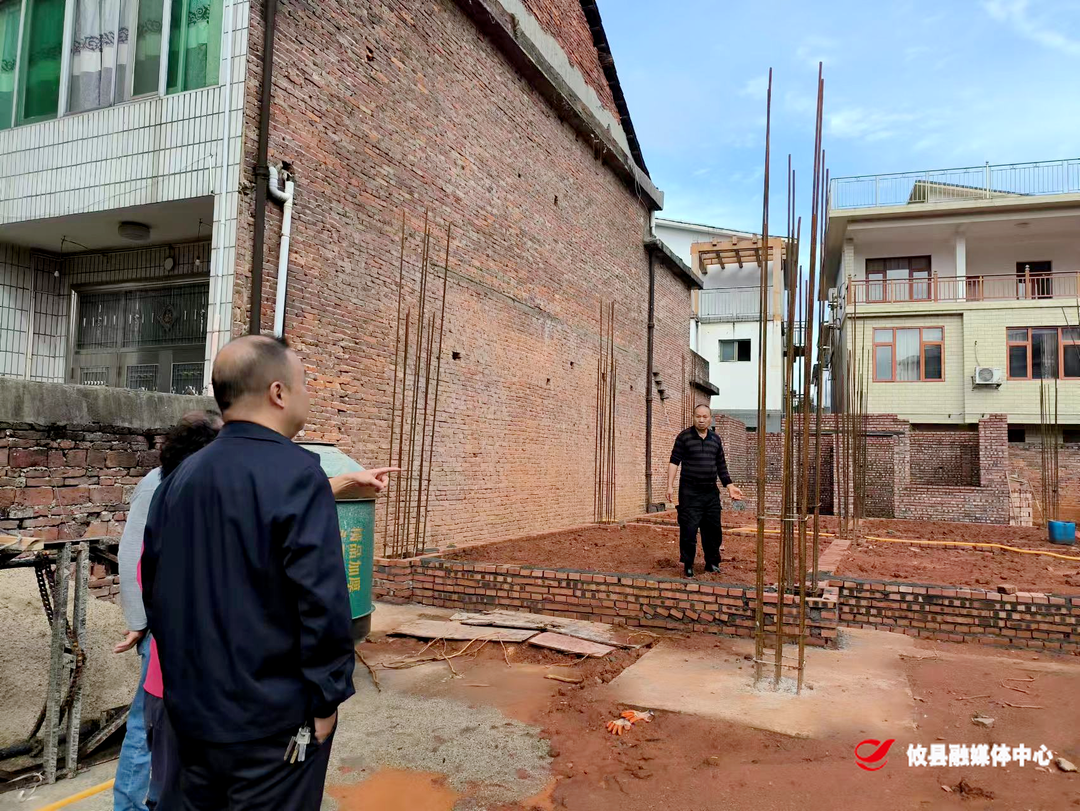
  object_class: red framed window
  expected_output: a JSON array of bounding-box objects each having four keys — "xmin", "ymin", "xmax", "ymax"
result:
[
  {"xmin": 1008, "ymin": 327, "xmax": 1080, "ymax": 379},
  {"xmin": 866, "ymin": 256, "xmax": 932, "ymax": 302},
  {"xmin": 873, "ymin": 327, "xmax": 944, "ymax": 382}
]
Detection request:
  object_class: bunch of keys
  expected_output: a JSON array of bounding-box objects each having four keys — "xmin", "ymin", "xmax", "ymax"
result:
[{"xmin": 284, "ymin": 725, "xmax": 312, "ymax": 764}]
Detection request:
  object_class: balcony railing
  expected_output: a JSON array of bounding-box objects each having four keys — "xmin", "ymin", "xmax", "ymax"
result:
[
  {"xmin": 848, "ymin": 271, "xmax": 1080, "ymax": 305},
  {"xmin": 830, "ymin": 158, "xmax": 1080, "ymax": 210},
  {"xmin": 698, "ymin": 287, "xmax": 773, "ymax": 322}
]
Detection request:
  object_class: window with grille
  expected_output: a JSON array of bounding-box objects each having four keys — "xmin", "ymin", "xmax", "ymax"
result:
[{"xmin": 71, "ymin": 281, "xmax": 208, "ymax": 394}]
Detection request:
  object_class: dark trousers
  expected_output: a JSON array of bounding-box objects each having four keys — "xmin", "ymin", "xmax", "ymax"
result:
[
  {"xmin": 160, "ymin": 724, "xmax": 335, "ymax": 811},
  {"xmin": 677, "ymin": 480, "xmax": 723, "ymax": 567},
  {"xmin": 145, "ymin": 694, "xmax": 178, "ymax": 809}
]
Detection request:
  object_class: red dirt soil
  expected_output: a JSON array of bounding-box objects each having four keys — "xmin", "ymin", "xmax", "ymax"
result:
[
  {"xmin": 449, "ymin": 514, "xmax": 1078, "ymax": 593},
  {"xmin": 448, "ymin": 522, "xmax": 782, "ymax": 585},
  {"xmin": 836, "ymin": 538, "xmax": 1080, "ymax": 595}
]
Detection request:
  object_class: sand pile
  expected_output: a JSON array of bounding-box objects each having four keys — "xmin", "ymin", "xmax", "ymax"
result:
[{"xmin": 0, "ymin": 569, "xmax": 140, "ymax": 748}]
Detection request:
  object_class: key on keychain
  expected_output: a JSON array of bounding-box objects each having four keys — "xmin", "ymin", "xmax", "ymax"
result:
[
  {"xmin": 283, "ymin": 734, "xmax": 297, "ymax": 762},
  {"xmin": 295, "ymin": 726, "xmax": 311, "ymax": 763}
]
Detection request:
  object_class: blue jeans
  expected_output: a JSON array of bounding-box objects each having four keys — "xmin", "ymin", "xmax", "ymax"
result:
[{"xmin": 114, "ymin": 635, "xmax": 153, "ymax": 811}]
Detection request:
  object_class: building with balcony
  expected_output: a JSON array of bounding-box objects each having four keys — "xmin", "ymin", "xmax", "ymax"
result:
[
  {"xmin": 824, "ymin": 158, "xmax": 1080, "ymax": 437},
  {"xmin": 654, "ymin": 217, "xmax": 791, "ymax": 428}
]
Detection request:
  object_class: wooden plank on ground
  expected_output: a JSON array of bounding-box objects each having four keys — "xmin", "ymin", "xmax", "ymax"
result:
[
  {"xmin": 450, "ymin": 610, "xmax": 645, "ymax": 648},
  {"xmin": 529, "ymin": 631, "xmax": 614, "ymax": 658},
  {"xmin": 391, "ymin": 620, "xmax": 537, "ymax": 643}
]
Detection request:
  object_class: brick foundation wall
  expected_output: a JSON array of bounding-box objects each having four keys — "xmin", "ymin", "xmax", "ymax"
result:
[
  {"xmin": 1009, "ymin": 441, "xmax": 1080, "ymax": 525},
  {"xmin": 374, "ymin": 557, "xmax": 839, "ymax": 645},
  {"xmin": 834, "ymin": 577, "xmax": 1080, "ymax": 653},
  {"xmin": 1009, "ymin": 476, "xmax": 1034, "ymax": 527},
  {"xmin": 0, "ymin": 424, "xmax": 162, "ymax": 541},
  {"xmin": 235, "ymin": 0, "xmax": 696, "ymax": 549}
]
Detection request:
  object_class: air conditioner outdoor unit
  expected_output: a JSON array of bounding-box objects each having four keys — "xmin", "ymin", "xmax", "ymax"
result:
[{"xmin": 972, "ymin": 366, "xmax": 1004, "ymax": 388}]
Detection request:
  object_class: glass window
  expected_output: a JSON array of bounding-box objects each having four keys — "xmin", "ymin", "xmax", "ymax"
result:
[
  {"xmin": 0, "ymin": 0, "xmax": 19, "ymax": 129},
  {"xmin": 873, "ymin": 328, "xmax": 893, "ymax": 342},
  {"xmin": 737, "ymin": 340, "xmax": 750, "ymax": 362},
  {"xmin": 68, "ymin": 0, "xmax": 163, "ymax": 113},
  {"xmin": 719, "ymin": 340, "xmax": 734, "ymax": 362},
  {"xmin": 1008, "ymin": 345, "xmax": 1028, "ymax": 379},
  {"xmin": 719, "ymin": 339, "xmax": 750, "ymax": 363},
  {"xmin": 19, "ymin": 0, "xmax": 65, "ymax": 124},
  {"xmin": 895, "ymin": 328, "xmax": 921, "ymax": 381},
  {"xmin": 1064, "ymin": 343, "xmax": 1080, "ymax": 379},
  {"xmin": 924, "ymin": 343, "xmax": 942, "ymax": 380},
  {"xmin": 1032, "ymin": 328, "xmax": 1058, "ymax": 380},
  {"xmin": 166, "ymin": 0, "xmax": 221, "ymax": 94},
  {"xmin": 922, "ymin": 327, "xmax": 943, "ymax": 342},
  {"xmin": 874, "ymin": 345, "xmax": 892, "ymax": 381},
  {"xmin": 1063, "ymin": 327, "xmax": 1080, "ymax": 342},
  {"xmin": 1007, "ymin": 328, "xmax": 1028, "ymax": 342}
]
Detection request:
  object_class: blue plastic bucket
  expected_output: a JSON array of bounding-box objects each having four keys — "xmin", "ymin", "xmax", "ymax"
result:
[{"xmin": 1048, "ymin": 521, "xmax": 1076, "ymax": 545}]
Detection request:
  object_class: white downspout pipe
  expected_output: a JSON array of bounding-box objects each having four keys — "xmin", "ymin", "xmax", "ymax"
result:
[{"xmin": 268, "ymin": 164, "xmax": 295, "ymax": 338}]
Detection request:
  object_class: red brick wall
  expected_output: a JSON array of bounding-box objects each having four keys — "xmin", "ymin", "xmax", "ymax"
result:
[
  {"xmin": 910, "ymin": 431, "xmax": 978, "ymax": 486},
  {"xmin": 835, "ymin": 577, "xmax": 1080, "ymax": 653},
  {"xmin": 374, "ymin": 556, "xmax": 839, "ymax": 646},
  {"xmin": 518, "ymin": 0, "xmax": 620, "ymax": 119},
  {"xmin": 234, "ymin": 1, "xmax": 692, "ymax": 548},
  {"xmin": 0, "ymin": 425, "xmax": 160, "ymax": 540},
  {"xmin": 1009, "ymin": 441, "xmax": 1080, "ymax": 525}
]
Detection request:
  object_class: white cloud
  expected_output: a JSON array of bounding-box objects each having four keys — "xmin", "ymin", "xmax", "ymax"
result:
[
  {"xmin": 795, "ymin": 35, "xmax": 838, "ymax": 68},
  {"xmin": 739, "ymin": 74, "xmax": 770, "ymax": 98},
  {"xmin": 826, "ymin": 107, "xmax": 919, "ymax": 142},
  {"xmin": 983, "ymin": 0, "xmax": 1080, "ymax": 56}
]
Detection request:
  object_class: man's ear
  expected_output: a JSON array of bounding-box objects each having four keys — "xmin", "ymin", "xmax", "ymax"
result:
[{"xmin": 268, "ymin": 380, "xmax": 286, "ymax": 409}]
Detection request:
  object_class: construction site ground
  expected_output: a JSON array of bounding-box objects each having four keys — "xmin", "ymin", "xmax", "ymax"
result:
[
  {"xmin": 11, "ymin": 601, "xmax": 1079, "ymax": 811},
  {"xmin": 449, "ymin": 515, "xmax": 1078, "ymax": 594}
]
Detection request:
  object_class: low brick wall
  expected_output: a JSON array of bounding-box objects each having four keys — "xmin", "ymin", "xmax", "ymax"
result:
[
  {"xmin": 834, "ymin": 578, "xmax": 1080, "ymax": 653},
  {"xmin": 374, "ymin": 557, "xmax": 840, "ymax": 646}
]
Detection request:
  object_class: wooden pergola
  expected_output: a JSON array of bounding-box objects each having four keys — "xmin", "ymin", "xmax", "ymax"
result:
[{"xmin": 689, "ymin": 235, "xmax": 789, "ymax": 322}]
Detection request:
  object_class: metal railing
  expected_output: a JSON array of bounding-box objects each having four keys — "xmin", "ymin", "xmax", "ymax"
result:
[
  {"xmin": 697, "ymin": 287, "xmax": 773, "ymax": 322},
  {"xmin": 830, "ymin": 158, "xmax": 1080, "ymax": 210},
  {"xmin": 849, "ymin": 270, "xmax": 1080, "ymax": 305}
]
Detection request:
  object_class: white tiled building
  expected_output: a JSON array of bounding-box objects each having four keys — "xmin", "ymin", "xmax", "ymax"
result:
[
  {"xmin": 653, "ymin": 217, "xmax": 788, "ymax": 428},
  {"xmin": 0, "ymin": 0, "xmax": 248, "ymax": 392},
  {"xmin": 824, "ymin": 159, "xmax": 1080, "ymax": 437}
]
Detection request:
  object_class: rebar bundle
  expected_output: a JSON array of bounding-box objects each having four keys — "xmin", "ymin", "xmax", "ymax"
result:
[
  {"xmin": 383, "ymin": 214, "xmax": 453, "ymax": 559},
  {"xmin": 595, "ymin": 301, "xmax": 618, "ymax": 523},
  {"xmin": 751, "ymin": 64, "xmax": 828, "ymax": 694},
  {"xmin": 1039, "ymin": 377, "xmax": 1060, "ymax": 524}
]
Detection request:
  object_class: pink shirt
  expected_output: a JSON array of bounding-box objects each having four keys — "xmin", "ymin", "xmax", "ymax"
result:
[{"xmin": 136, "ymin": 554, "xmax": 164, "ymax": 698}]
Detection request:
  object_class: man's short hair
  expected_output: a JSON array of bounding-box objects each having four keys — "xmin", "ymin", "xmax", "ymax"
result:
[
  {"xmin": 694, "ymin": 404, "xmax": 712, "ymax": 414},
  {"xmin": 161, "ymin": 411, "xmax": 221, "ymax": 476},
  {"xmin": 211, "ymin": 335, "xmax": 293, "ymax": 413}
]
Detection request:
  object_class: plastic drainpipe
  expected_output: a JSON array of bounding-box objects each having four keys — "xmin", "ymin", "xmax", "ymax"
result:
[{"xmin": 268, "ymin": 164, "xmax": 295, "ymax": 338}]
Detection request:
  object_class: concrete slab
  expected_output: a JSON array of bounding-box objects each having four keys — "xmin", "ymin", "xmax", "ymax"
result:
[
  {"xmin": 528, "ymin": 631, "xmax": 614, "ymax": 657},
  {"xmin": 607, "ymin": 628, "xmax": 918, "ymax": 739}
]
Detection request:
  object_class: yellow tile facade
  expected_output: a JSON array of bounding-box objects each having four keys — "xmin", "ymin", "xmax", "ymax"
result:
[{"xmin": 842, "ymin": 299, "xmax": 1080, "ymax": 425}]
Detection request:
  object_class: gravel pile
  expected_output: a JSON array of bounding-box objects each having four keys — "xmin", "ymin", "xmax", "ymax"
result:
[{"xmin": 0, "ymin": 569, "xmax": 140, "ymax": 748}]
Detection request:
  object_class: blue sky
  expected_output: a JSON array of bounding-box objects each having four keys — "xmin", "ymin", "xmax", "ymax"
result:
[{"xmin": 599, "ymin": 0, "xmax": 1080, "ymax": 234}]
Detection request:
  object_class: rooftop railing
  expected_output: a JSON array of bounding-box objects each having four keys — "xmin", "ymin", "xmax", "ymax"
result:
[
  {"xmin": 830, "ymin": 159, "xmax": 1080, "ymax": 210},
  {"xmin": 848, "ymin": 270, "xmax": 1080, "ymax": 305}
]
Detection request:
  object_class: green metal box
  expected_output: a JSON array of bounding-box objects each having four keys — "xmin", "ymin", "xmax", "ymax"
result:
[{"xmin": 298, "ymin": 442, "xmax": 375, "ymax": 641}]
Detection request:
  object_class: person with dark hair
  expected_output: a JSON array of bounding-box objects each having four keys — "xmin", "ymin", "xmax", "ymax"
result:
[
  {"xmin": 113, "ymin": 411, "xmax": 221, "ymax": 811},
  {"xmin": 142, "ymin": 335, "xmax": 394, "ymax": 810}
]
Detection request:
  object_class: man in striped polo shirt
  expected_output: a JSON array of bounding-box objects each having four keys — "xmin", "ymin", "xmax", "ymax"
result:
[{"xmin": 667, "ymin": 405, "xmax": 745, "ymax": 578}]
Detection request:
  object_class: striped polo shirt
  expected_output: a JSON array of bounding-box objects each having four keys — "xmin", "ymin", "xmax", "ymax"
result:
[{"xmin": 669, "ymin": 427, "xmax": 733, "ymax": 486}]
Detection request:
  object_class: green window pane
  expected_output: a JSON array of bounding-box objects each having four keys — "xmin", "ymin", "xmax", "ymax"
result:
[
  {"xmin": 20, "ymin": 0, "xmax": 64, "ymax": 123},
  {"xmin": 0, "ymin": 0, "xmax": 20, "ymax": 129},
  {"xmin": 923, "ymin": 344, "xmax": 942, "ymax": 380},
  {"xmin": 166, "ymin": 0, "xmax": 222, "ymax": 94},
  {"xmin": 131, "ymin": 0, "xmax": 163, "ymax": 96}
]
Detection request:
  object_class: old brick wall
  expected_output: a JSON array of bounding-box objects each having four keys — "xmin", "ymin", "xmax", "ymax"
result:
[
  {"xmin": 518, "ymin": 0, "xmax": 619, "ymax": 119},
  {"xmin": 1009, "ymin": 441, "xmax": 1080, "ymax": 525},
  {"xmin": 0, "ymin": 424, "xmax": 161, "ymax": 541},
  {"xmin": 910, "ymin": 430, "xmax": 979, "ymax": 486},
  {"xmin": 234, "ymin": 1, "xmax": 692, "ymax": 548}
]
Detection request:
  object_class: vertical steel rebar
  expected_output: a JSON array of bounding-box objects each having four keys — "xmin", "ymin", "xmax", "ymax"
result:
[
  {"xmin": 753, "ymin": 68, "xmax": 772, "ymax": 686},
  {"xmin": 384, "ymin": 213, "xmax": 407, "ymax": 555},
  {"xmin": 421, "ymin": 225, "xmax": 452, "ymax": 551},
  {"xmin": 393, "ymin": 310, "xmax": 412, "ymax": 557}
]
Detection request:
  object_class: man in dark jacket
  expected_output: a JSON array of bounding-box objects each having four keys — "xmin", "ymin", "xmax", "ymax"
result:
[
  {"xmin": 142, "ymin": 335, "xmax": 379, "ymax": 810},
  {"xmin": 667, "ymin": 405, "xmax": 744, "ymax": 578}
]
